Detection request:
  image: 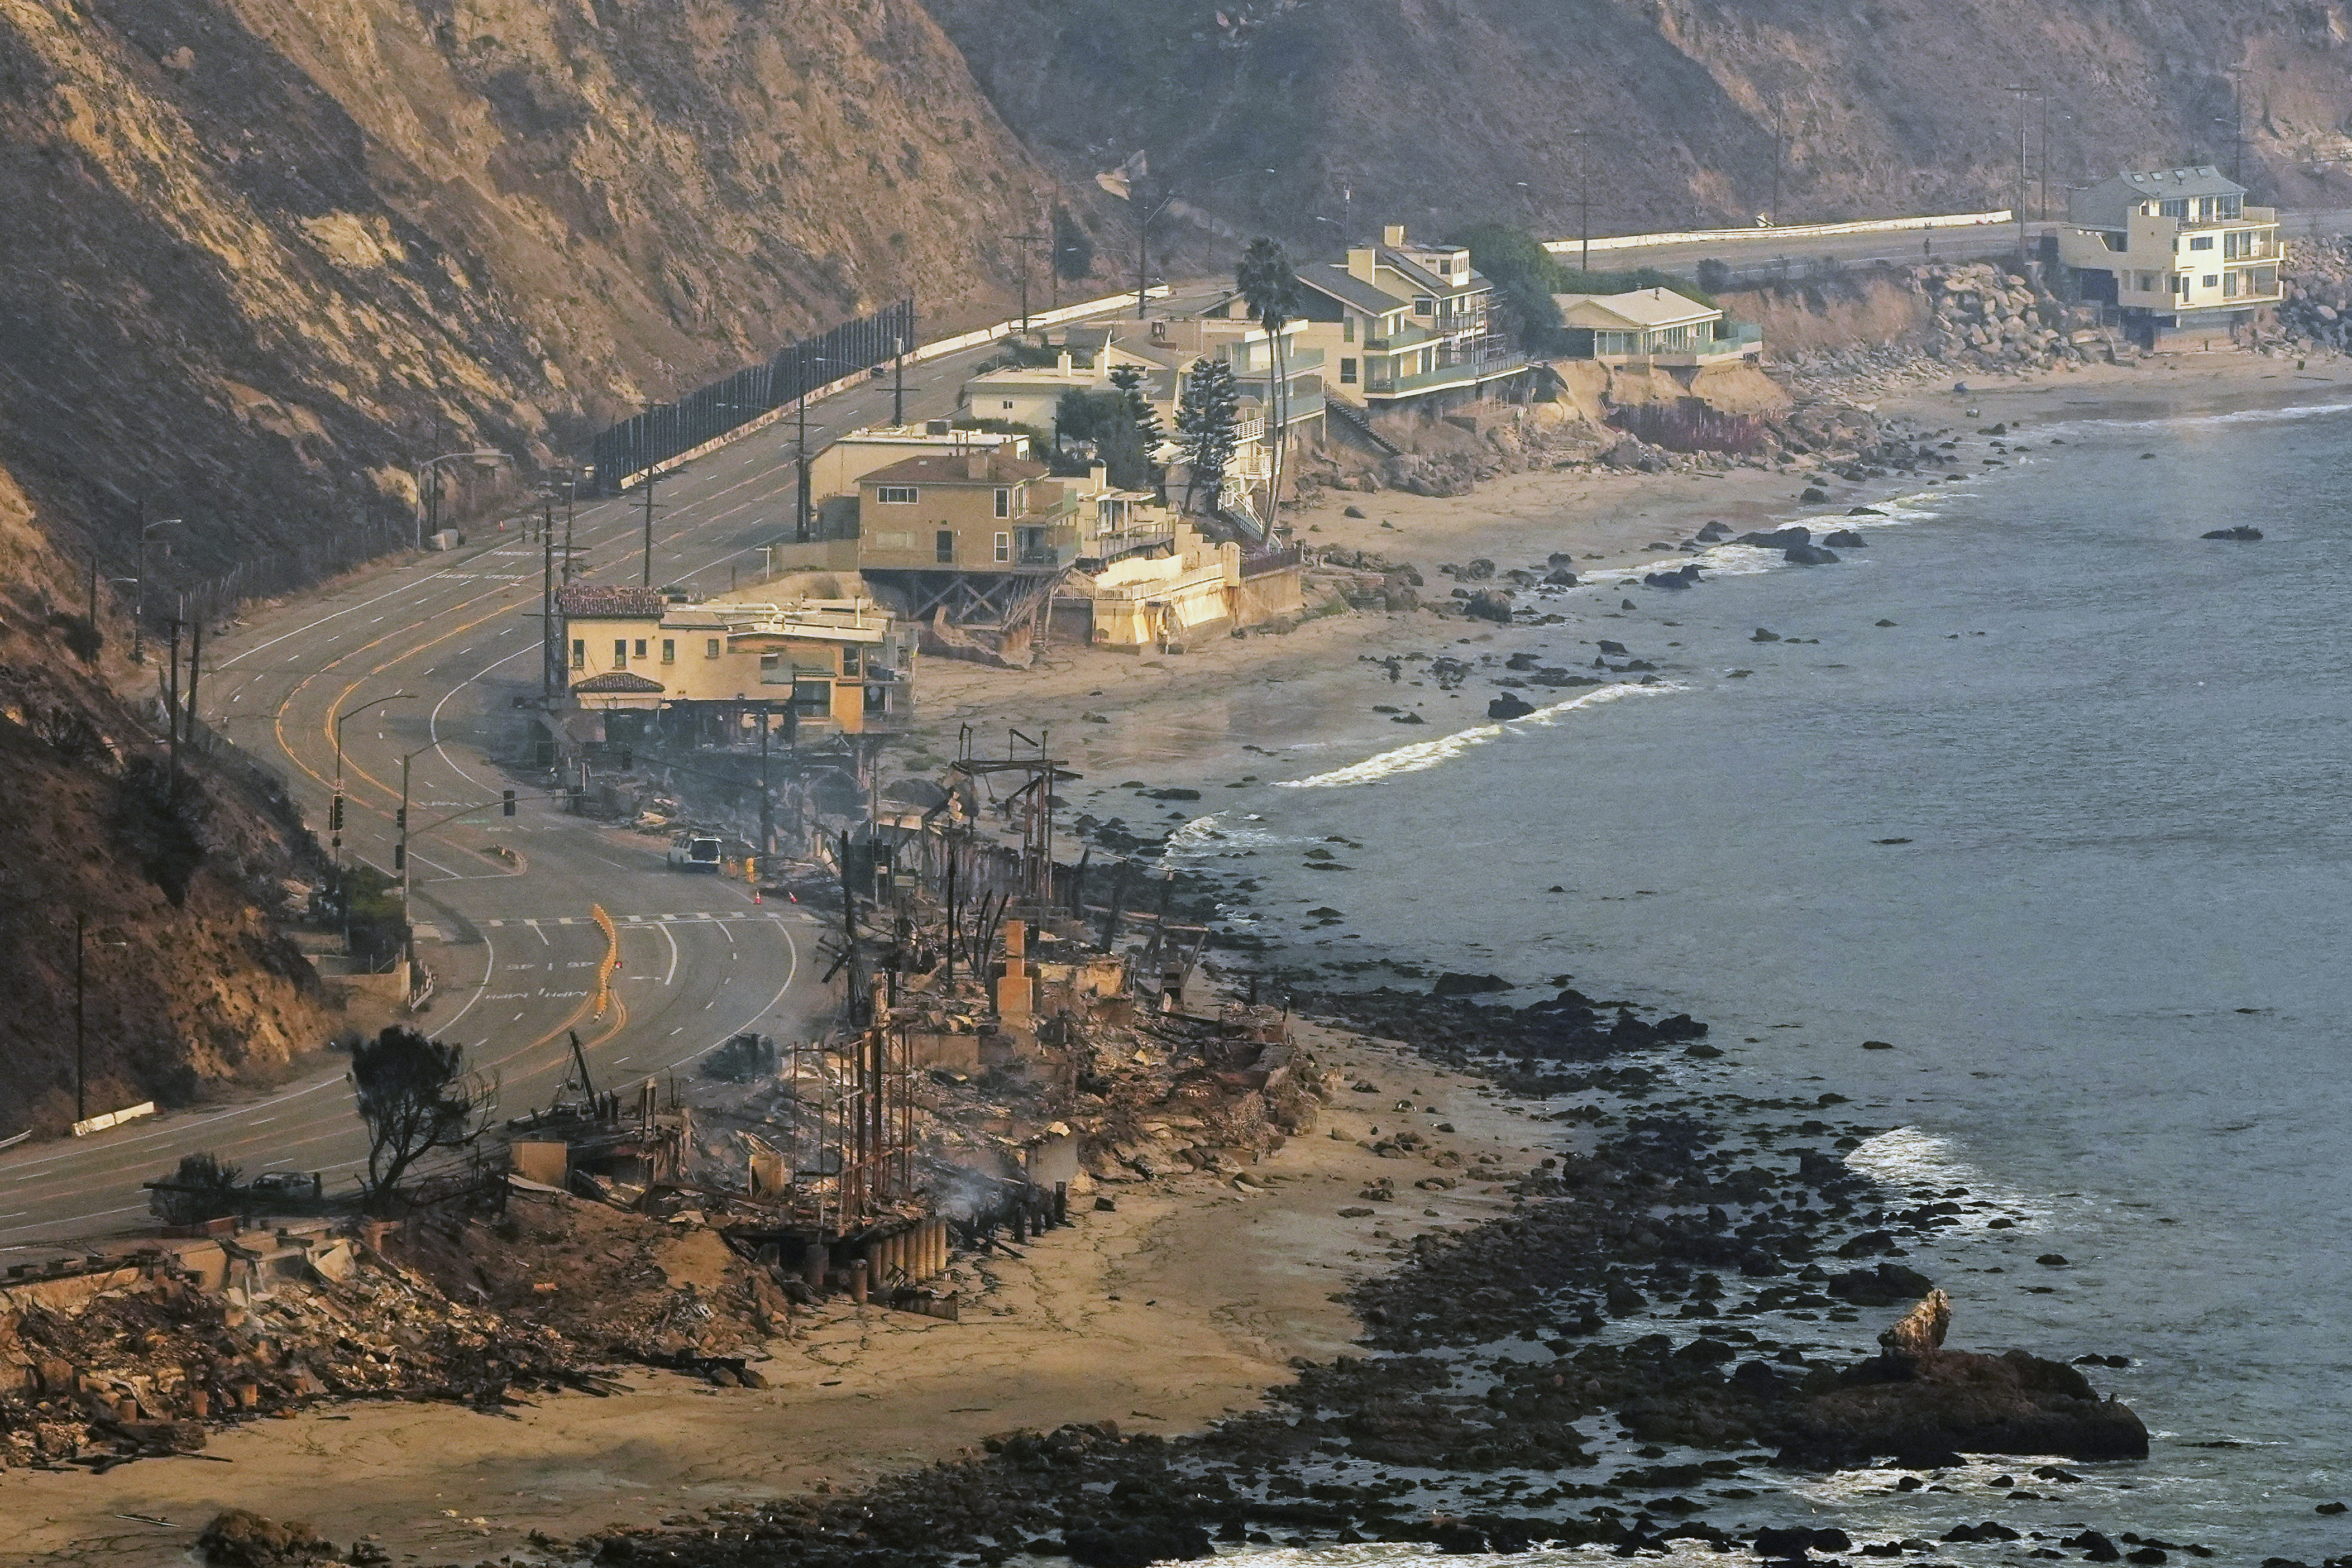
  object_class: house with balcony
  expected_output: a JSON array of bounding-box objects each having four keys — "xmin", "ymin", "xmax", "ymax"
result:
[
  {"xmin": 850, "ymin": 448, "xmax": 1089, "ymax": 658},
  {"xmin": 2058, "ymin": 167, "xmax": 2282, "ymax": 344},
  {"xmin": 1551, "ymin": 286, "xmax": 1764, "ymax": 367},
  {"xmin": 556, "ymin": 581, "xmax": 915, "ymax": 752},
  {"xmin": 1290, "ymin": 224, "xmax": 1532, "ymax": 417}
]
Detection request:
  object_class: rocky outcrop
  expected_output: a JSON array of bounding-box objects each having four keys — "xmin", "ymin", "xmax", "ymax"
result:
[{"xmin": 1791, "ymin": 1293, "xmax": 2151, "ymax": 1463}]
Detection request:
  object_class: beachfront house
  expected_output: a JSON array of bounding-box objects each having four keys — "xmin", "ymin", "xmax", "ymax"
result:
[
  {"xmin": 2057, "ymin": 167, "xmax": 2282, "ymax": 345},
  {"xmin": 557, "ymin": 582, "xmax": 914, "ymax": 744},
  {"xmin": 1551, "ymin": 287, "xmax": 1763, "ymax": 367},
  {"xmin": 1290, "ymin": 224, "xmax": 1531, "ymax": 418}
]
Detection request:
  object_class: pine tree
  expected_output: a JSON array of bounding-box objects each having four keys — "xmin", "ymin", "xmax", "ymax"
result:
[
  {"xmin": 1109, "ymin": 362, "xmax": 1164, "ymax": 448},
  {"xmin": 1175, "ymin": 357, "xmax": 1240, "ymax": 515}
]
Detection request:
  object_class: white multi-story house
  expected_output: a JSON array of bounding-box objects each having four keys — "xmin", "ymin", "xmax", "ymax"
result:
[
  {"xmin": 1289, "ymin": 224, "xmax": 1530, "ymax": 414},
  {"xmin": 2058, "ymin": 167, "xmax": 2282, "ymax": 343}
]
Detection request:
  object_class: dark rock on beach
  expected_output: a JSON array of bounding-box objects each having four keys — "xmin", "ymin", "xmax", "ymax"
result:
[
  {"xmin": 2201, "ymin": 525, "xmax": 2263, "ymax": 541},
  {"xmin": 1487, "ymin": 693, "xmax": 1536, "ymax": 720},
  {"xmin": 1784, "ymin": 543, "xmax": 1842, "ymax": 566},
  {"xmin": 1791, "ymin": 1293, "xmax": 2150, "ymax": 1462}
]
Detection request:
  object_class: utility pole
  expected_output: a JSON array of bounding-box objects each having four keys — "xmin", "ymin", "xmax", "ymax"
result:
[
  {"xmin": 542, "ymin": 498, "xmax": 558, "ymax": 699},
  {"xmin": 1564, "ymin": 128, "xmax": 1595, "ymax": 271},
  {"xmin": 893, "ymin": 335, "xmax": 906, "ymax": 428},
  {"xmin": 73, "ymin": 912, "xmax": 85, "ymax": 1125},
  {"xmin": 639, "ymin": 468, "xmax": 656, "ymax": 587},
  {"xmin": 758, "ymin": 702, "xmax": 774, "ymax": 854},
  {"xmin": 1004, "ymin": 231, "xmax": 1049, "ymax": 330},
  {"xmin": 2009, "ymin": 85, "xmax": 2031, "ymax": 265},
  {"xmin": 562, "ymin": 472, "xmax": 577, "ymax": 584},
  {"xmin": 163, "ymin": 611, "xmax": 183, "ymax": 806},
  {"xmin": 1770, "ymin": 109, "xmax": 1783, "ymax": 227}
]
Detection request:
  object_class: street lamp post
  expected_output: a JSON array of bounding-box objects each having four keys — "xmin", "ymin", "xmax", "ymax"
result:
[
  {"xmin": 412, "ymin": 451, "xmax": 509, "ymax": 551},
  {"xmin": 333, "ymin": 693, "xmax": 415, "ymax": 866},
  {"xmin": 132, "ymin": 516, "xmax": 181, "ymax": 666}
]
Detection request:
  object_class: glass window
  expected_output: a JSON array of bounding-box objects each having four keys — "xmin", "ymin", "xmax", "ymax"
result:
[
  {"xmin": 1413, "ymin": 295, "xmax": 1435, "ymax": 314},
  {"xmin": 995, "ymin": 488, "xmax": 1010, "ymax": 518},
  {"xmin": 935, "ymin": 529, "xmax": 955, "ymax": 563},
  {"xmin": 877, "ymin": 486, "xmax": 917, "ymax": 504},
  {"xmin": 2202, "ymin": 274, "xmax": 2217, "ymax": 289},
  {"xmin": 2190, "ymin": 235, "xmax": 2214, "ymax": 251},
  {"xmin": 1342, "ymin": 318, "xmax": 1355, "ymax": 343},
  {"xmin": 571, "ymin": 639, "xmax": 584, "ymax": 670},
  {"xmin": 705, "ymin": 638, "xmax": 720, "ymax": 659},
  {"xmin": 613, "ymin": 638, "xmax": 628, "ymax": 667},
  {"xmin": 995, "ymin": 531, "xmax": 1011, "ymax": 562},
  {"xmin": 633, "ymin": 639, "xmax": 647, "ymax": 659},
  {"xmin": 661, "ymin": 639, "xmax": 675, "ymax": 663},
  {"xmin": 1340, "ymin": 357, "xmax": 1357, "ymax": 384},
  {"xmin": 2160, "ymin": 198, "xmax": 2188, "ymax": 218}
]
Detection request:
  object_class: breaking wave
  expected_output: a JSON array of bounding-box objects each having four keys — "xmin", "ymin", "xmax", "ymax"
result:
[{"xmin": 1274, "ymin": 681, "xmax": 1685, "ymax": 790}]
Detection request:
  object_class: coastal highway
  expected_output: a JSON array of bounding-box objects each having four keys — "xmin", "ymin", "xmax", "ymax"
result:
[
  {"xmin": 0, "ymin": 298, "xmax": 1141, "ymax": 1251},
  {"xmin": 1581, "ymin": 208, "xmax": 2352, "ymax": 279}
]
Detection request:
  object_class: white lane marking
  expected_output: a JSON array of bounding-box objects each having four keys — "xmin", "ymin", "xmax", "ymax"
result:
[
  {"xmin": 527, "ymin": 920, "xmax": 550, "ymax": 945},
  {"xmin": 212, "ymin": 567, "xmax": 463, "ymax": 668},
  {"xmin": 427, "ymin": 642, "xmax": 534, "ymax": 789},
  {"xmin": 660, "ymin": 922, "xmax": 680, "ymax": 986},
  {"xmin": 658, "ymin": 921, "xmax": 800, "ymax": 1072}
]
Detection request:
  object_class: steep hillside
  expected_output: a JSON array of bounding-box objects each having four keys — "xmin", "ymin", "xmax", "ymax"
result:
[
  {"xmin": 0, "ymin": 0, "xmax": 1065, "ymax": 1132},
  {"xmin": 0, "ymin": 0, "xmax": 1062, "ymax": 588},
  {"xmin": 926, "ymin": 0, "xmax": 2352, "ymax": 243},
  {"xmin": 0, "ymin": 466, "xmax": 327, "ymax": 1137}
]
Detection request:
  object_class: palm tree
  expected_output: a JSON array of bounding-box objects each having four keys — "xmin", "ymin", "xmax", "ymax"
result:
[{"xmin": 1235, "ymin": 237, "xmax": 1305, "ymax": 532}]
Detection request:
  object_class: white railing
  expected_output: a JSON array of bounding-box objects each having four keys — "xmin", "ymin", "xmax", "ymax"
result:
[{"xmin": 1550, "ymin": 208, "xmax": 2014, "ymax": 256}]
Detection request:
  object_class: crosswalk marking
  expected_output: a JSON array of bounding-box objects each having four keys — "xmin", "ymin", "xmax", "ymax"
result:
[{"xmin": 481, "ymin": 911, "xmax": 781, "ymax": 928}]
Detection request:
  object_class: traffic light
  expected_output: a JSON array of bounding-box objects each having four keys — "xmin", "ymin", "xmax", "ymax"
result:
[
  {"xmin": 392, "ymin": 841, "xmax": 405, "ymax": 871},
  {"xmin": 394, "ymin": 807, "xmax": 406, "ymax": 831},
  {"xmin": 502, "ymin": 788, "xmax": 517, "ymax": 816},
  {"xmin": 329, "ymin": 794, "xmax": 343, "ymax": 833}
]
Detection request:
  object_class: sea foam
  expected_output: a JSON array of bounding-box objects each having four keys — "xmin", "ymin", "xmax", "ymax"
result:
[{"xmin": 1275, "ymin": 681, "xmax": 1683, "ymax": 790}]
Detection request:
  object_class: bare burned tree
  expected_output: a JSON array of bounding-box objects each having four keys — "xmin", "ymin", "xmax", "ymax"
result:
[{"xmin": 350, "ymin": 1026, "xmax": 495, "ymax": 1213}]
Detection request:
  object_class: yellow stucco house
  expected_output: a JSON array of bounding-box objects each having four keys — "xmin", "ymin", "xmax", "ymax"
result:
[{"xmin": 558, "ymin": 582, "xmax": 915, "ymax": 738}]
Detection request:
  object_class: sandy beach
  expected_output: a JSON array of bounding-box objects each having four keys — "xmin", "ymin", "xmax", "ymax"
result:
[{"xmin": 6, "ymin": 1022, "xmax": 1569, "ymax": 1566}]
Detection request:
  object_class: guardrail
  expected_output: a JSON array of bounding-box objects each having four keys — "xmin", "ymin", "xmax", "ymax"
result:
[
  {"xmin": 73, "ymin": 1101, "xmax": 157, "ymax": 1138},
  {"xmin": 1550, "ymin": 209, "xmax": 2014, "ymax": 257}
]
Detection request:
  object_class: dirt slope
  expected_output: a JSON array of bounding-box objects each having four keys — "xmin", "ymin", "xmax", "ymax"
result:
[
  {"xmin": 0, "ymin": 0, "xmax": 1065, "ymax": 1130},
  {"xmin": 925, "ymin": 0, "xmax": 2352, "ymax": 242}
]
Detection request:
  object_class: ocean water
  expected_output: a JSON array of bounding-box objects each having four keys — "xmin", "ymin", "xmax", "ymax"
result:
[{"xmin": 1186, "ymin": 395, "xmax": 2352, "ymax": 1561}]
